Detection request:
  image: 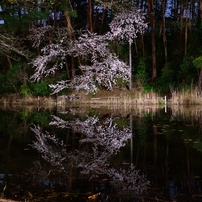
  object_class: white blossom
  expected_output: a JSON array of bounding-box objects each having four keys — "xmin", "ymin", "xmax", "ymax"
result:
[
  {"xmin": 28, "ymin": 26, "xmax": 53, "ymax": 48},
  {"xmin": 30, "ymin": 29, "xmax": 130, "ymax": 93},
  {"xmin": 108, "ymin": 7, "xmax": 148, "ymax": 43},
  {"xmin": 30, "ymin": 43, "xmax": 70, "ymax": 82},
  {"xmin": 72, "ymin": 31, "xmax": 109, "ymax": 61},
  {"xmin": 49, "ymin": 53, "xmax": 130, "ymax": 94}
]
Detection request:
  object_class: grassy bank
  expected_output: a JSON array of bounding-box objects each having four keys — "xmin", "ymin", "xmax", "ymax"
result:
[
  {"xmin": 0, "ymin": 94, "xmax": 57, "ymax": 108},
  {"xmin": 69, "ymin": 89, "xmax": 166, "ymax": 106},
  {"xmin": 77, "ymin": 87, "xmax": 202, "ymax": 106},
  {"xmin": 1, "ymin": 87, "xmax": 202, "ymax": 108},
  {"xmin": 170, "ymin": 87, "xmax": 202, "ymax": 105}
]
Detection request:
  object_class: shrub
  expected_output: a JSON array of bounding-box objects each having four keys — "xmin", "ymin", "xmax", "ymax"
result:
[
  {"xmin": 20, "ymin": 84, "xmax": 32, "ymax": 96},
  {"xmin": 32, "ymin": 80, "xmax": 51, "ymax": 96}
]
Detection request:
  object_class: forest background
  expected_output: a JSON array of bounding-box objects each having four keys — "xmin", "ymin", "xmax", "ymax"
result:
[{"xmin": 1, "ymin": 0, "xmax": 202, "ymax": 99}]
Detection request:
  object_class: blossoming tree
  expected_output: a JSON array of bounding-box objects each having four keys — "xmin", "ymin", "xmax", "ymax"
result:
[
  {"xmin": 30, "ymin": 29, "xmax": 130, "ymax": 94},
  {"xmin": 108, "ymin": 5, "xmax": 148, "ymax": 90}
]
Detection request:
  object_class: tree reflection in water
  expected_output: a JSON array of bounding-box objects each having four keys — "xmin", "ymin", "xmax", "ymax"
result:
[{"xmin": 30, "ymin": 112, "xmax": 150, "ymax": 200}]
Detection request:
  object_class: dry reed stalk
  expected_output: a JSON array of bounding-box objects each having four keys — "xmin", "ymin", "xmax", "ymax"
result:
[
  {"xmin": 0, "ymin": 200, "xmax": 20, "ymax": 202},
  {"xmin": 170, "ymin": 87, "xmax": 202, "ymax": 105},
  {"xmin": 56, "ymin": 96, "xmax": 67, "ymax": 106},
  {"xmin": 0, "ymin": 94, "xmax": 57, "ymax": 109}
]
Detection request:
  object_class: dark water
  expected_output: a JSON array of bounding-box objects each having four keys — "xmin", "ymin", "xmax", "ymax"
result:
[{"xmin": 0, "ymin": 106, "xmax": 202, "ymax": 202}]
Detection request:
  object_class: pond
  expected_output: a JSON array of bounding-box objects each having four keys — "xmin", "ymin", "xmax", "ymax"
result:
[{"xmin": 0, "ymin": 105, "xmax": 202, "ymax": 202}]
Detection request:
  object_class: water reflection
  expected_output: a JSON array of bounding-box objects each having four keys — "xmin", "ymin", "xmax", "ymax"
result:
[
  {"xmin": 0, "ymin": 106, "xmax": 202, "ymax": 201},
  {"xmin": 30, "ymin": 114, "xmax": 149, "ymax": 201}
]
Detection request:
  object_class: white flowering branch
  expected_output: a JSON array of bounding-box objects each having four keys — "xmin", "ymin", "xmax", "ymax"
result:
[
  {"xmin": 107, "ymin": 5, "xmax": 148, "ymax": 90},
  {"xmin": 49, "ymin": 53, "xmax": 130, "ymax": 94},
  {"xmin": 108, "ymin": 7, "xmax": 148, "ymax": 44},
  {"xmin": 30, "ymin": 28, "xmax": 130, "ymax": 93}
]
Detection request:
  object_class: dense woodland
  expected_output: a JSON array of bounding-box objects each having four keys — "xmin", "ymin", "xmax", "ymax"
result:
[{"xmin": 1, "ymin": 0, "xmax": 202, "ymax": 96}]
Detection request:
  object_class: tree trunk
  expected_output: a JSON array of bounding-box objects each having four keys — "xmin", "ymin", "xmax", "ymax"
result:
[
  {"xmin": 65, "ymin": 58, "xmax": 70, "ymax": 79},
  {"xmin": 189, "ymin": 0, "xmax": 194, "ymax": 32},
  {"xmin": 173, "ymin": 0, "xmax": 179, "ymax": 20},
  {"xmin": 134, "ymin": 38, "xmax": 139, "ymax": 57},
  {"xmin": 71, "ymin": 55, "xmax": 75, "ymax": 78},
  {"xmin": 161, "ymin": 0, "xmax": 168, "ymax": 63},
  {"xmin": 184, "ymin": 0, "xmax": 188, "ymax": 55},
  {"xmin": 93, "ymin": 6, "xmax": 98, "ymax": 31},
  {"xmin": 129, "ymin": 41, "xmax": 132, "ymax": 90},
  {"xmin": 200, "ymin": 0, "xmax": 202, "ymax": 21},
  {"xmin": 198, "ymin": 0, "xmax": 202, "ymax": 88},
  {"xmin": 64, "ymin": 9, "xmax": 75, "ymax": 78},
  {"xmin": 140, "ymin": 34, "xmax": 145, "ymax": 57},
  {"xmin": 180, "ymin": 0, "xmax": 184, "ymax": 56},
  {"xmin": 99, "ymin": 8, "xmax": 107, "ymax": 34},
  {"xmin": 180, "ymin": 0, "xmax": 184, "ymax": 38},
  {"xmin": 87, "ymin": 0, "xmax": 93, "ymax": 32},
  {"xmin": 53, "ymin": 8, "xmax": 57, "ymax": 27},
  {"xmin": 148, "ymin": 0, "xmax": 157, "ymax": 80}
]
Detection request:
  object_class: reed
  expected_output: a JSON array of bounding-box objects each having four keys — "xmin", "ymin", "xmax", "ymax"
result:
[
  {"xmin": 2, "ymin": 86, "xmax": 202, "ymax": 108},
  {"xmin": 170, "ymin": 87, "xmax": 202, "ymax": 105},
  {"xmin": 78, "ymin": 90, "xmax": 164, "ymax": 106},
  {"xmin": 0, "ymin": 89, "xmax": 165, "ymax": 108},
  {"xmin": 0, "ymin": 94, "xmax": 57, "ymax": 108}
]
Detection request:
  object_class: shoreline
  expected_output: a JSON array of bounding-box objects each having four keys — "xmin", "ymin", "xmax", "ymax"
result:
[
  {"xmin": 1, "ymin": 87, "xmax": 202, "ymax": 108},
  {"xmin": 0, "ymin": 93, "xmax": 167, "ymax": 107}
]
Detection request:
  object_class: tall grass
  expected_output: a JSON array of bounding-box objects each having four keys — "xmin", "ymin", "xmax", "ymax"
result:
[
  {"xmin": 170, "ymin": 87, "xmax": 202, "ymax": 105},
  {"xmin": 2, "ymin": 86, "xmax": 202, "ymax": 108},
  {"xmin": 0, "ymin": 94, "xmax": 57, "ymax": 109},
  {"xmin": 81, "ymin": 91, "xmax": 164, "ymax": 106},
  {"xmin": 83, "ymin": 87, "xmax": 202, "ymax": 106}
]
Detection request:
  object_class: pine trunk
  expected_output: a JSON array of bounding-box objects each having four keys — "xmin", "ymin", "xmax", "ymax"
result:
[
  {"xmin": 99, "ymin": 8, "xmax": 107, "ymax": 34},
  {"xmin": 87, "ymin": 0, "xmax": 93, "ymax": 32},
  {"xmin": 196, "ymin": 0, "xmax": 202, "ymax": 89},
  {"xmin": 180, "ymin": 0, "xmax": 184, "ymax": 56},
  {"xmin": 148, "ymin": 0, "xmax": 157, "ymax": 80},
  {"xmin": 185, "ymin": 0, "xmax": 188, "ymax": 54},
  {"xmin": 161, "ymin": 0, "xmax": 167, "ymax": 63}
]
